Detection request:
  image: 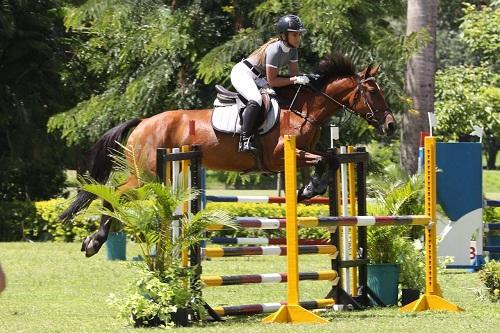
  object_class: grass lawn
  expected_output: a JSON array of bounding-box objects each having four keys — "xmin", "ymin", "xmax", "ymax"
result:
[
  {"xmin": 484, "ymin": 170, "xmax": 500, "ymax": 200},
  {"xmin": 0, "ymin": 242, "xmax": 499, "ymax": 333}
]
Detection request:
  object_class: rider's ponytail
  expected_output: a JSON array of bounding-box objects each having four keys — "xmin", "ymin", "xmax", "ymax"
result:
[{"xmin": 249, "ymin": 37, "xmax": 279, "ymax": 67}]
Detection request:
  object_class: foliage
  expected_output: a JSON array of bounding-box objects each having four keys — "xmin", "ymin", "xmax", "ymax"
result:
[
  {"xmin": 368, "ymin": 165, "xmax": 424, "ymax": 216},
  {"xmin": 0, "ymin": 200, "xmax": 36, "ymax": 241},
  {"xmin": 460, "ymin": 2, "xmax": 500, "ymax": 62},
  {"xmin": 366, "ymin": 169, "xmax": 425, "ymax": 291},
  {"xmin": 76, "ymin": 145, "xmax": 233, "ymax": 326},
  {"xmin": 366, "ymin": 140, "xmax": 400, "ymax": 176},
  {"xmin": 485, "ymin": 207, "xmax": 500, "ymax": 224},
  {"xmin": 48, "ymin": 0, "xmax": 234, "ymax": 146},
  {"xmin": 435, "ymin": 2, "xmax": 500, "ymax": 170},
  {"xmin": 0, "ymin": 0, "xmax": 72, "ymax": 200},
  {"xmin": 108, "ymin": 264, "xmax": 205, "ymax": 327},
  {"xmin": 435, "ymin": 65, "xmax": 499, "ymax": 140},
  {"xmin": 0, "ymin": 197, "xmax": 99, "ymax": 242},
  {"xmin": 29, "ymin": 198, "xmax": 100, "ymax": 242},
  {"xmin": 397, "ymin": 239, "xmax": 426, "ymax": 291},
  {"xmin": 478, "ymin": 260, "xmax": 500, "ymax": 302},
  {"xmin": 205, "ymin": 201, "xmax": 330, "ymax": 240}
]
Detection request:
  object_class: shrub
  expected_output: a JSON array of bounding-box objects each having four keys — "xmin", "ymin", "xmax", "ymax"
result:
[
  {"xmin": 25, "ymin": 198, "xmax": 99, "ymax": 242},
  {"xmin": 0, "ymin": 201, "xmax": 37, "ymax": 241},
  {"xmin": 484, "ymin": 207, "xmax": 500, "ymax": 224},
  {"xmin": 205, "ymin": 202, "xmax": 331, "ymax": 240},
  {"xmin": 478, "ymin": 260, "xmax": 500, "ymax": 302}
]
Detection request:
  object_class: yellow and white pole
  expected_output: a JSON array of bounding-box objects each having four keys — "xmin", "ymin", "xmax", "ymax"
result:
[
  {"xmin": 263, "ymin": 135, "xmax": 329, "ymax": 323},
  {"xmin": 347, "ymin": 146, "xmax": 358, "ymax": 296},
  {"xmin": 400, "ymin": 136, "xmax": 463, "ymax": 312}
]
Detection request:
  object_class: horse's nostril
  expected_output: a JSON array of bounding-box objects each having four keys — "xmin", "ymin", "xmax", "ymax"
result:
[{"xmin": 386, "ymin": 122, "xmax": 396, "ymax": 136}]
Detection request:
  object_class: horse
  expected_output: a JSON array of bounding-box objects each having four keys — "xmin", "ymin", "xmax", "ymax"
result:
[{"xmin": 60, "ymin": 53, "xmax": 396, "ymax": 257}]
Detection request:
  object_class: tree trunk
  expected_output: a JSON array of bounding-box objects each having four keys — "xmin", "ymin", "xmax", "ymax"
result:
[
  {"xmin": 401, "ymin": 0, "xmax": 437, "ymax": 175},
  {"xmin": 485, "ymin": 138, "xmax": 499, "ymax": 170}
]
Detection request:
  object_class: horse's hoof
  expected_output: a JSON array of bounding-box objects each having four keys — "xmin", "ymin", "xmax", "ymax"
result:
[
  {"xmin": 297, "ymin": 185, "xmax": 314, "ymax": 202},
  {"xmin": 81, "ymin": 236, "xmax": 100, "ymax": 257}
]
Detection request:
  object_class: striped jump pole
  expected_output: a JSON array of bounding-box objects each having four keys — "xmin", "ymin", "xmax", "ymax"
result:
[
  {"xmin": 207, "ymin": 215, "xmax": 431, "ymax": 230},
  {"xmin": 202, "ymin": 270, "xmax": 337, "ymax": 287},
  {"xmin": 206, "ymin": 195, "xmax": 330, "ymax": 204},
  {"xmin": 203, "ymin": 245, "xmax": 337, "ymax": 258},
  {"xmin": 213, "ymin": 299, "xmax": 334, "ymax": 317},
  {"xmin": 262, "ymin": 135, "xmax": 328, "ymax": 324},
  {"xmin": 209, "ymin": 237, "xmax": 330, "ymax": 246},
  {"xmin": 400, "ymin": 136, "xmax": 463, "ymax": 313}
]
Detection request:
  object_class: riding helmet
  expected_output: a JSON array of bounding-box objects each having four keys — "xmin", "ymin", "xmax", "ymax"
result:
[{"xmin": 277, "ymin": 15, "xmax": 307, "ymax": 34}]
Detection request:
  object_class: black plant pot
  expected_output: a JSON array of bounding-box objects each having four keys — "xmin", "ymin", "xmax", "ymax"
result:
[
  {"xmin": 132, "ymin": 308, "xmax": 194, "ymax": 328},
  {"xmin": 401, "ymin": 288, "xmax": 421, "ymax": 306},
  {"xmin": 133, "ymin": 314, "xmax": 164, "ymax": 328},
  {"xmin": 171, "ymin": 307, "xmax": 194, "ymax": 327}
]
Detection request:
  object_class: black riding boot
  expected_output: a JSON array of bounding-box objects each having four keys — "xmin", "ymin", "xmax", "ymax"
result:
[{"xmin": 239, "ymin": 100, "xmax": 261, "ymax": 153}]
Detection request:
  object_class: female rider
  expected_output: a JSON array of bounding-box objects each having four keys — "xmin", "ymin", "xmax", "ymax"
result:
[{"xmin": 231, "ymin": 14, "xmax": 310, "ymax": 153}]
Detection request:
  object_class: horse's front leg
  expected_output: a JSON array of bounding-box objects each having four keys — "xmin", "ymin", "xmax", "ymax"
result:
[{"xmin": 295, "ymin": 149, "xmax": 330, "ymax": 202}]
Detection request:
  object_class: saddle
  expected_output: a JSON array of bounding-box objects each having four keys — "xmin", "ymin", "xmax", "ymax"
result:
[{"xmin": 211, "ymin": 85, "xmax": 280, "ymax": 136}]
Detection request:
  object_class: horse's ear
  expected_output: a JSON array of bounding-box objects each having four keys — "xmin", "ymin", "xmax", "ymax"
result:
[
  {"xmin": 370, "ymin": 65, "xmax": 381, "ymax": 77},
  {"xmin": 363, "ymin": 63, "xmax": 373, "ymax": 78}
]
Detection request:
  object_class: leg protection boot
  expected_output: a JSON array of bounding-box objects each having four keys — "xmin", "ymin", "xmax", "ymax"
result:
[{"xmin": 239, "ymin": 100, "xmax": 261, "ymax": 153}]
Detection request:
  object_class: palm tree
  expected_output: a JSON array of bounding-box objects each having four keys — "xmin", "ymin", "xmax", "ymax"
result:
[{"xmin": 401, "ymin": 0, "xmax": 438, "ymax": 175}]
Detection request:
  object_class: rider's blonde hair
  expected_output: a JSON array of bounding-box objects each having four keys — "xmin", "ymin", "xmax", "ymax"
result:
[{"xmin": 249, "ymin": 37, "xmax": 279, "ymax": 67}]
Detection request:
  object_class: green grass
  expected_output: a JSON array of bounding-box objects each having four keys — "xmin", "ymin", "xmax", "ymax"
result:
[
  {"xmin": 0, "ymin": 242, "xmax": 499, "ymax": 332},
  {"xmin": 484, "ymin": 170, "xmax": 500, "ymax": 200}
]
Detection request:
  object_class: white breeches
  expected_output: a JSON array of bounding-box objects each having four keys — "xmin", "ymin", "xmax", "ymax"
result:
[{"xmin": 230, "ymin": 61, "xmax": 262, "ymax": 106}]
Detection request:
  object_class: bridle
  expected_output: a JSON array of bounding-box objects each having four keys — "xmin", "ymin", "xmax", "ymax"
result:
[{"xmin": 288, "ymin": 75, "xmax": 392, "ymax": 127}]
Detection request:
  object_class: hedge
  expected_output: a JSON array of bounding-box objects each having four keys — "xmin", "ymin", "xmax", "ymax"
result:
[{"xmin": 0, "ymin": 199, "xmax": 333, "ymax": 242}]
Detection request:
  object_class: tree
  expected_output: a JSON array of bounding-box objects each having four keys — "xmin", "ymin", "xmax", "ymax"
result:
[
  {"xmin": 400, "ymin": 0, "xmax": 437, "ymax": 175},
  {"xmin": 48, "ymin": 0, "xmax": 238, "ymax": 147},
  {"xmin": 0, "ymin": 0, "xmax": 74, "ymax": 200},
  {"xmin": 435, "ymin": 2, "xmax": 500, "ymax": 169}
]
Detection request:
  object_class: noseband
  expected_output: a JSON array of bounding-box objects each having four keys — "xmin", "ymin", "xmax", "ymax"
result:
[{"xmin": 352, "ymin": 77, "xmax": 393, "ymax": 127}]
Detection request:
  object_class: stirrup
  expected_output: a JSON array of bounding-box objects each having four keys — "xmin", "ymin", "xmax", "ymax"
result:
[{"xmin": 239, "ymin": 136, "xmax": 256, "ymax": 153}]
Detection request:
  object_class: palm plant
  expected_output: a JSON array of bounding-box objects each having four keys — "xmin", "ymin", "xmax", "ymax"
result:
[{"xmin": 78, "ymin": 146, "xmax": 233, "ymax": 326}]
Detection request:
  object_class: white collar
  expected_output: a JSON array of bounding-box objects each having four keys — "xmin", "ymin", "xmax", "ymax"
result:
[{"xmin": 279, "ymin": 40, "xmax": 290, "ymax": 53}]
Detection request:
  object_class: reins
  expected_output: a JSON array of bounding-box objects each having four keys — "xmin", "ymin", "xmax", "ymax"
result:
[{"xmin": 288, "ymin": 75, "xmax": 391, "ymax": 128}]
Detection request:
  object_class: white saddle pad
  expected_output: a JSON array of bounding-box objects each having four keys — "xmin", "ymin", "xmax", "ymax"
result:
[{"xmin": 211, "ymin": 98, "xmax": 280, "ymax": 135}]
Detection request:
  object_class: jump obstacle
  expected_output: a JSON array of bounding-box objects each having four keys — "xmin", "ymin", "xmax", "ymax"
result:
[
  {"xmin": 429, "ymin": 142, "xmax": 500, "ymax": 268},
  {"xmin": 156, "ymin": 135, "xmax": 462, "ymax": 324}
]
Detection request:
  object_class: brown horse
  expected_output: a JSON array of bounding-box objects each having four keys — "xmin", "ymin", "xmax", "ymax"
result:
[{"xmin": 60, "ymin": 53, "xmax": 396, "ymax": 257}]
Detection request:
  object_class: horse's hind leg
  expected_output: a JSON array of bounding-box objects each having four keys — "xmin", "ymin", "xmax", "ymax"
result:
[
  {"xmin": 81, "ymin": 202, "xmax": 113, "ymax": 257},
  {"xmin": 81, "ymin": 176, "xmax": 140, "ymax": 257}
]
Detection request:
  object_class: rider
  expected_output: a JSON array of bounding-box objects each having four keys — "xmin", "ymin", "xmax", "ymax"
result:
[{"xmin": 230, "ymin": 14, "xmax": 310, "ymax": 153}]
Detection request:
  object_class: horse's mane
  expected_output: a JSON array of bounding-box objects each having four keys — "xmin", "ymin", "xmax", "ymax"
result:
[
  {"xmin": 315, "ymin": 52, "xmax": 356, "ymax": 78},
  {"xmin": 275, "ymin": 53, "xmax": 356, "ymax": 97}
]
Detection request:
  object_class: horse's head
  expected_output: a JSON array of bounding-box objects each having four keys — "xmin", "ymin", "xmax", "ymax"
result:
[
  {"xmin": 315, "ymin": 54, "xmax": 396, "ymax": 136},
  {"xmin": 352, "ymin": 65, "xmax": 396, "ymax": 136}
]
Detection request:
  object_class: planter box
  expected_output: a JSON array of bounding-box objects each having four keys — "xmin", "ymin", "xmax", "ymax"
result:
[
  {"xmin": 401, "ymin": 288, "xmax": 420, "ymax": 306},
  {"xmin": 105, "ymin": 232, "xmax": 126, "ymax": 261},
  {"xmin": 367, "ymin": 263, "xmax": 400, "ymax": 306}
]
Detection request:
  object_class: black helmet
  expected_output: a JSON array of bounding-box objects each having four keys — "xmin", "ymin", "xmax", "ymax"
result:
[{"xmin": 277, "ymin": 15, "xmax": 306, "ymax": 34}]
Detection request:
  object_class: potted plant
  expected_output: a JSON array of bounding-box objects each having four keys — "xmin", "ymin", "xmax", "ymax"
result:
[
  {"xmin": 397, "ymin": 238, "xmax": 425, "ymax": 305},
  {"xmin": 105, "ymin": 219, "xmax": 127, "ymax": 261},
  {"xmin": 367, "ymin": 226, "xmax": 403, "ymax": 306},
  {"xmin": 367, "ymin": 166, "xmax": 425, "ymax": 306},
  {"xmin": 80, "ymin": 149, "xmax": 233, "ymax": 326}
]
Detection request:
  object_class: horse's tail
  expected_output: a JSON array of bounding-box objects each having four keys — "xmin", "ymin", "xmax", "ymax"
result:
[{"xmin": 59, "ymin": 118, "xmax": 142, "ymax": 222}]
